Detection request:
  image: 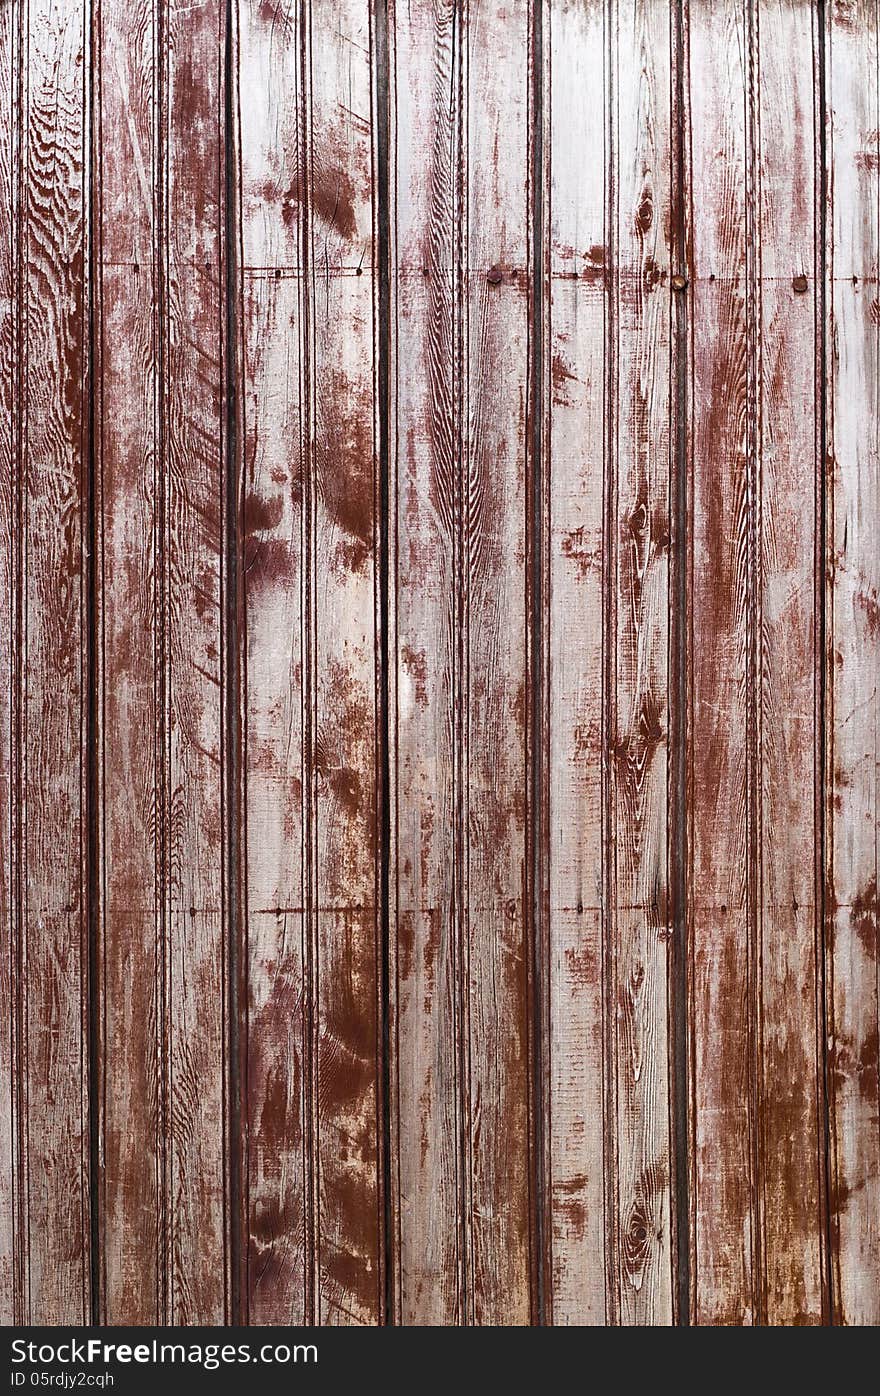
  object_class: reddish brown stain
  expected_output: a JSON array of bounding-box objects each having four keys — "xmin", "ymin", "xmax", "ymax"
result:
[
  {"xmin": 561, "ymin": 528, "xmax": 599, "ymax": 577},
  {"xmin": 244, "ymin": 490, "xmax": 284, "ymax": 533},
  {"xmin": 582, "ymin": 243, "xmax": 606, "ymax": 283},
  {"xmin": 258, "ymin": 171, "xmax": 358, "ymax": 242},
  {"xmin": 316, "ymin": 369, "xmax": 374, "ymax": 572},
  {"xmin": 635, "ymin": 188, "xmax": 653, "ymax": 236},
  {"xmin": 851, "ymin": 877, "xmax": 877, "ymax": 956},
  {"xmin": 551, "ymin": 351, "xmax": 576, "ymax": 403},
  {"xmin": 258, "ymin": 0, "xmax": 288, "ymax": 27},
  {"xmin": 401, "ymin": 644, "xmax": 429, "ymax": 708},
  {"xmin": 856, "ymin": 584, "xmax": 880, "ymax": 636},
  {"xmin": 556, "ymin": 1194, "xmax": 587, "ymax": 1239},
  {"xmin": 244, "ymin": 535, "xmax": 292, "ymax": 591},
  {"xmin": 564, "ymin": 943, "xmax": 597, "ymax": 988},
  {"xmin": 643, "ymin": 256, "xmax": 663, "ymax": 292},
  {"xmin": 854, "ymin": 150, "xmax": 879, "ymax": 171}
]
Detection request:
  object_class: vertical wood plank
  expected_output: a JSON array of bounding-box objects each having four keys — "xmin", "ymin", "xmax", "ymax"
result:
[
  {"xmin": 237, "ymin": 0, "xmax": 306, "ymax": 1325},
  {"xmin": 0, "ymin": 0, "xmax": 92, "ymax": 1323},
  {"xmin": 386, "ymin": 0, "xmax": 461, "ymax": 1322},
  {"xmin": 607, "ymin": 0, "xmax": 674, "ymax": 1324},
  {"xmin": 544, "ymin": 0, "xmax": 674, "ymax": 1325},
  {"xmin": 686, "ymin": 0, "xmax": 754, "ymax": 1322},
  {"xmin": 238, "ymin": 0, "xmax": 383, "ymax": 1324},
  {"xmin": 96, "ymin": 0, "xmax": 231, "ymax": 1322},
  {"xmin": 93, "ymin": 0, "xmax": 160, "ymax": 1323},
  {"xmin": 389, "ymin": 0, "xmax": 535, "ymax": 1324},
  {"xmin": 753, "ymin": 0, "xmax": 825, "ymax": 1324},
  {"xmin": 544, "ymin": 0, "xmax": 608, "ymax": 1326},
  {"xmin": 687, "ymin": 0, "xmax": 826, "ymax": 1324},
  {"xmin": 163, "ymin": 0, "xmax": 230, "ymax": 1321},
  {"xmin": 309, "ymin": 0, "xmax": 382, "ymax": 1326},
  {"xmin": 0, "ymin": 0, "xmax": 19, "ymax": 1326},
  {"xmin": 825, "ymin": 0, "xmax": 880, "ymax": 1327}
]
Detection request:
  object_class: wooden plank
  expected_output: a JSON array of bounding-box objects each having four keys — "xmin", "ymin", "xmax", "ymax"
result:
[
  {"xmin": 686, "ymin": 0, "xmax": 825, "ymax": 1324},
  {"xmin": 237, "ymin": 0, "xmax": 306, "ymax": 1325},
  {"xmin": 386, "ymin": 0, "xmax": 460, "ymax": 1322},
  {"xmin": 606, "ymin": 0, "xmax": 674, "ymax": 1324},
  {"xmin": 95, "ymin": 0, "xmax": 231, "ymax": 1322},
  {"xmin": 93, "ymin": 0, "xmax": 160, "ymax": 1323},
  {"xmin": 0, "ymin": 0, "xmax": 91, "ymax": 1323},
  {"xmin": 150, "ymin": 0, "xmax": 230, "ymax": 1324},
  {"xmin": 544, "ymin": 0, "xmax": 608, "ymax": 1326},
  {"xmin": 752, "ymin": 0, "xmax": 825, "ymax": 1324},
  {"xmin": 686, "ymin": 0, "xmax": 754, "ymax": 1324},
  {"xmin": 0, "ymin": 0, "xmax": 19, "ymax": 1327},
  {"xmin": 824, "ymin": 0, "xmax": 880, "ymax": 1327},
  {"xmin": 238, "ymin": 0, "xmax": 383, "ymax": 1324},
  {"xmin": 389, "ymin": 0, "xmax": 535, "ymax": 1323},
  {"xmin": 544, "ymin": 0, "xmax": 674, "ymax": 1325}
]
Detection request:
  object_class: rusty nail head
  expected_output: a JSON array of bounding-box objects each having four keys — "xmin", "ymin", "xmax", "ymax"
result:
[
  {"xmin": 792, "ymin": 273, "xmax": 808, "ymax": 293},
  {"xmin": 487, "ymin": 265, "xmax": 504, "ymax": 285},
  {"xmin": 671, "ymin": 273, "xmax": 688, "ymax": 291}
]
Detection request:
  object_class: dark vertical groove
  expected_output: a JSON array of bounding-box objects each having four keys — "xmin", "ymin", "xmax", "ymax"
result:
[
  {"xmin": 670, "ymin": 0, "xmax": 691, "ymax": 1328},
  {"xmin": 744, "ymin": 0, "xmax": 765, "ymax": 1324},
  {"xmin": 11, "ymin": 0, "xmax": 26, "ymax": 1327},
  {"xmin": 85, "ymin": 0, "xmax": 101, "ymax": 1326},
  {"xmin": 601, "ymin": 0, "xmax": 619, "ymax": 1326},
  {"xmin": 223, "ymin": 0, "xmax": 245, "ymax": 1326},
  {"xmin": 373, "ymin": 0, "xmax": 394, "ymax": 1328},
  {"xmin": 527, "ymin": 0, "xmax": 548, "ymax": 1329},
  {"xmin": 452, "ymin": 0, "xmax": 471, "ymax": 1325},
  {"xmin": 155, "ymin": 0, "xmax": 169, "ymax": 1325},
  {"xmin": 815, "ymin": 0, "xmax": 835, "ymax": 1328},
  {"xmin": 297, "ymin": 0, "xmax": 318, "ymax": 1325}
]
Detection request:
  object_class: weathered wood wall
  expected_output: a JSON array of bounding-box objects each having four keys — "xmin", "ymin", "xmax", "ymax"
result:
[{"xmin": 1, "ymin": 0, "xmax": 877, "ymax": 1326}]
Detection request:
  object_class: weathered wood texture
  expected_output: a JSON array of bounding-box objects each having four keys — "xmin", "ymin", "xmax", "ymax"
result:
[
  {"xmin": 388, "ymin": 0, "xmax": 535, "ymax": 1324},
  {"xmin": 1, "ymin": 0, "xmax": 878, "ymax": 1326},
  {"xmin": 544, "ymin": 0, "xmax": 675, "ymax": 1325},
  {"xmin": 824, "ymin": 0, "xmax": 880, "ymax": 1328},
  {"xmin": 686, "ymin": 0, "xmax": 827, "ymax": 1324},
  {"xmin": 94, "ymin": 0, "xmax": 233, "ymax": 1323},
  {"xmin": 2, "ymin": 0, "xmax": 91, "ymax": 1324},
  {"xmin": 238, "ymin": 0, "xmax": 383, "ymax": 1325}
]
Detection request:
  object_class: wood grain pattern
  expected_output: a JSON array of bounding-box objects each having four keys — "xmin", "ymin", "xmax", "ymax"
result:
[
  {"xmin": 0, "ymin": 0, "xmax": 21, "ymax": 1327},
  {"xmin": 544, "ymin": 0, "xmax": 608, "ymax": 1326},
  {"xmin": 239, "ymin": 0, "xmax": 383, "ymax": 1325},
  {"xmin": 1, "ymin": 0, "xmax": 91, "ymax": 1324},
  {"xmin": 94, "ymin": 0, "xmax": 231, "ymax": 1322},
  {"xmin": 1, "ymin": 0, "xmax": 879, "ymax": 1328},
  {"xmin": 606, "ymin": 0, "xmax": 674, "ymax": 1324},
  {"xmin": 93, "ymin": 0, "xmax": 160, "ymax": 1323},
  {"xmin": 543, "ymin": 0, "xmax": 674, "ymax": 1326},
  {"xmin": 824, "ymin": 0, "xmax": 880, "ymax": 1327},
  {"xmin": 389, "ymin": 0, "xmax": 535, "ymax": 1324},
  {"xmin": 686, "ymin": 0, "xmax": 825, "ymax": 1325}
]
